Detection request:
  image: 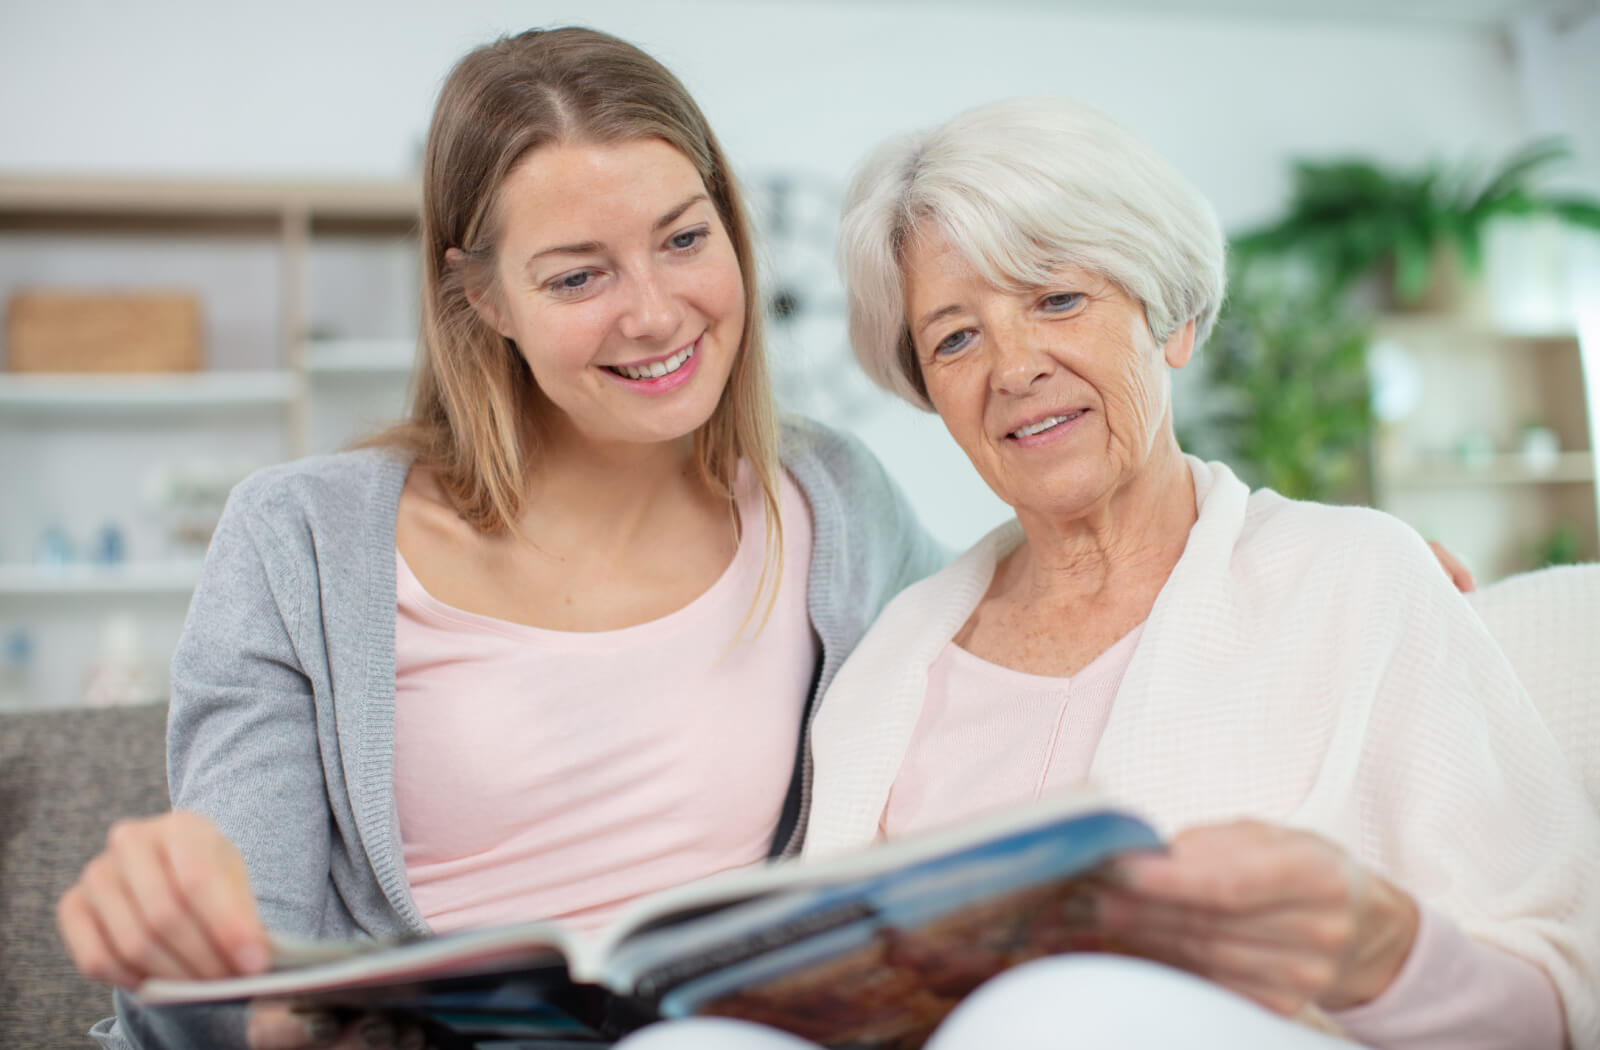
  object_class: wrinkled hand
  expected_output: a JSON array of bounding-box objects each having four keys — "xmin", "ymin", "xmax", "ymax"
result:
[
  {"xmin": 1427, "ymin": 540, "xmax": 1475, "ymax": 593},
  {"xmin": 1101, "ymin": 820, "xmax": 1419, "ymax": 1017},
  {"xmin": 56, "ymin": 810, "xmax": 269, "ymax": 988}
]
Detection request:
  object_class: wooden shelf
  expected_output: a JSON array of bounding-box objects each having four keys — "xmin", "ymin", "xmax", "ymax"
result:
[
  {"xmin": 0, "ymin": 371, "xmax": 298, "ymax": 411},
  {"xmin": 0, "ymin": 560, "xmax": 203, "ymax": 597},
  {"xmin": 1372, "ymin": 315, "xmax": 1579, "ymax": 348},
  {"xmin": 1382, "ymin": 452, "xmax": 1595, "ymax": 488},
  {"xmin": 0, "ymin": 176, "xmax": 419, "ymax": 233}
]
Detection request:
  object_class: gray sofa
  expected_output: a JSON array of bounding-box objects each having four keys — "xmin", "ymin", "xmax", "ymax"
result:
[{"xmin": 1, "ymin": 703, "xmax": 169, "ymax": 1047}]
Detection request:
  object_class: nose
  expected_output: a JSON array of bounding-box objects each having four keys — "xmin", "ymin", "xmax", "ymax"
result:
[
  {"xmin": 617, "ymin": 264, "xmax": 684, "ymax": 344},
  {"xmin": 989, "ymin": 324, "xmax": 1054, "ymax": 396}
]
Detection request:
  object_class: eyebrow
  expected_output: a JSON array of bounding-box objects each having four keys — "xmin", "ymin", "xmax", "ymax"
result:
[
  {"xmin": 527, "ymin": 194, "xmax": 710, "ymax": 262},
  {"xmin": 914, "ymin": 304, "xmax": 963, "ymax": 336}
]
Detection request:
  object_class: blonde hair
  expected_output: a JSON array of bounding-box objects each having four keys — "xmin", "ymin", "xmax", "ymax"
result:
[
  {"xmin": 839, "ymin": 96, "xmax": 1227, "ymax": 409},
  {"xmin": 372, "ymin": 27, "xmax": 783, "ymax": 613}
]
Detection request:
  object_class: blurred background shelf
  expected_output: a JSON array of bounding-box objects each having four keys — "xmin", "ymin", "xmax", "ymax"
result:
[
  {"xmin": 1382, "ymin": 452, "xmax": 1596, "ymax": 487},
  {"xmin": 0, "ymin": 370, "xmax": 298, "ymax": 411},
  {"xmin": 0, "ymin": 177, "xmax": 421, "ymax": 710},
  {"xmin": 0, "ymin": 560, "xmax": 204, "ymax": 597},
  {"xmin": 1369, "ymin": 311, "xmax": 1597, "ymax": 579},
  {"xmin": 305, "ymin": 337, "xmax": 416, "ymax": 375}
]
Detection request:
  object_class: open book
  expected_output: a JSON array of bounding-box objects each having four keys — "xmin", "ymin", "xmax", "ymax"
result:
[{"xmin": 137, "ymin": 792, "xmax": 1161, "ymax": 1048}]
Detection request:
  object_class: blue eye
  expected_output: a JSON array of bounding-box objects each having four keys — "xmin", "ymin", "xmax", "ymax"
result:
[
  {"xmin": 1041, "ymin": 292, "xmax": 1084, "ymax": 313},
  {"xmin": 545, "ymin": 269, "xmax": 599, "ymax": 296},
  {"xmin": 933, "ymin": 329, "xmax": 974, "ymax": 356},
  {"xmin": 669, "ymin": 227, "xmax": 709, "ymax": 252}
]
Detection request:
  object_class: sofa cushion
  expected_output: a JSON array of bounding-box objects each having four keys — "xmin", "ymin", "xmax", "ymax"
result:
[{"xmin": 0, "ymin": 703, "xmax": 169, "ymax": 1048}]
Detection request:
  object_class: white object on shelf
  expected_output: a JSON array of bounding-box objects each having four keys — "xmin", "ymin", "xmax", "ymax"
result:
[
  {"xmin": 81, "ymin": 612, "xmax": 165, "ymax": 706},
  {"xmin": 305, "ymin": 338, "xmax": 417, "ymax": 375},
  {"xmin": 0, "ymin": 371, "xmax": 297, "ymax": 411},
  {"xmin": 0, "ymin": 560, "xmax": 204, "ymax": 596}
]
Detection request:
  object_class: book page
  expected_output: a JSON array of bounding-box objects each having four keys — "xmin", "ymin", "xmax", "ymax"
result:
[
  {"xmin": 586, "ymin": 787, "xmax": 1126, "ymax": 966},
  {"xmin": 607, "ymin": 807, "xmax": 1161, "ymax": 1049},
  {"xmin": 136, "ymin": 921, "xmax": 579, "ymax": 1006}
]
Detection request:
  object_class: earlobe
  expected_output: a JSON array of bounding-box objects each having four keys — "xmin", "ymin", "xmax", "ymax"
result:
[
  {"xmin": 1164, "ymin": 318, "xmax": 1196, "ymax": 369},
  {"xmin": 446, "ymin": 247, "xmax": 512, "ymax": 338}
]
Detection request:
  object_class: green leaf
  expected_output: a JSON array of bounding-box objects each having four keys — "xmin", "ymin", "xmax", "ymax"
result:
[
  {"xmin": 1545, "ymin": 197, "xmax": 1600, "ymax": 231},
  {"xmin": 1391, "ymin": 230, "xmax": 1432, "ymax": 301},
  {"xmin": 1471, "ymin": 138, "xmax": 1570, "ymax": 211}
]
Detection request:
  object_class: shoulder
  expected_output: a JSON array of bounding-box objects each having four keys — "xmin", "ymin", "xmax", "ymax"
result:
[
  {"xmin": 779, "ymin": 415, "xmax": 886, "ymax": 485},
  {"xmin": 778, "ymin": 415, "xmax": 900, "ymax": 537},
  {"xmin": 1236, "ymin": 486, "xmax": 1438, "ymax": 584},
  {"xmin": 1217, "ymin": 483, "xmax": 1471, "ymax": 649},
  {"xmin": 778, "ymin": 415, "xmax": 921, "ymax": 532},
  {"xmin": 225, "ymin": 447, "xmax": 411, "ymax": 536}
]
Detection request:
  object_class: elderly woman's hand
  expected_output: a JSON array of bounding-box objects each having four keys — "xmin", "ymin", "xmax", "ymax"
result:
[{"xmin": 1099, "ymin": 820, "xmax": 1419, "ymax": 1017}]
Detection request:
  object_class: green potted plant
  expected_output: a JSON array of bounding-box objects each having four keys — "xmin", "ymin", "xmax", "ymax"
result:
[
  {"xmin": 1233, "ymin": 140, "xmax": 1600, "ymax": 308},
  {"xmin": 1179, "ymin": 264, "xmax": 1373, "ymax": 503},
  {"xmin": 1530, "ymin": 523, "xmax": 1584, "ymax": 570}
]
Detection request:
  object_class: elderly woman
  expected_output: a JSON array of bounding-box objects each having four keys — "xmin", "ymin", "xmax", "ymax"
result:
[
  {"xmin": 618, "ymin": 98, "xmax": 1599, "ymax": 1050},
  {"xmin": 806, "ymin": 98, "xmax": 1600, "ymax": 1048}
]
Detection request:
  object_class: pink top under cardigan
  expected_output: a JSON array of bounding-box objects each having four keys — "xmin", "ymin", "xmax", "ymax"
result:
[
  {"xmin": 391, "ymin": 468, "xmax": 816, "ymax": 934},
  {"xmin": 884, "ymin": 634, "xmax": 1563, "ymax": 1050}
]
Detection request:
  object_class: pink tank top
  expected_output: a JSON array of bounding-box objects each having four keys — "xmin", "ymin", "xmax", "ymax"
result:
[
  {"xmin": 393, "ymin": 468, "xmax": 816, "ymax": 934},
  {"xmin": 883, "ymin": 624, "xmax": 1143, "ymax": 839}
]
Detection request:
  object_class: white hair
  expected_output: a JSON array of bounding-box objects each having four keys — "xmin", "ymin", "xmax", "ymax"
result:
[{"xmin": 839, "ymin": 96, "xmax": 1227, "ymax": 410}]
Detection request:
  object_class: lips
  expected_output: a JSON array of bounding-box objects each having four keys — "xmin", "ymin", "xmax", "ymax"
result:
[
  {"xmin": 604, "ymin": 337, "xmax": 698, "ymax": 381},
  {"xmin": 1007, "ymin": 409, "xmax": 1085, "ymax": 440}
]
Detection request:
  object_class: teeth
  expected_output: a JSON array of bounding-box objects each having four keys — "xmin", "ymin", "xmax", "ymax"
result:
[
  {"xmin": 1011, "ymin": 412, "xmax": 1078, "ymax": 438},
  {"xmin": 614, "ymin": 343, "xmax": 695, "ymax": 381}
]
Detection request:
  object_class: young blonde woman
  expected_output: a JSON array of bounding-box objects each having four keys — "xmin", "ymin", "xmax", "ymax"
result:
[{"xmin": 55, "ymin": 28, "xmax": 941, "ymax": 1050}]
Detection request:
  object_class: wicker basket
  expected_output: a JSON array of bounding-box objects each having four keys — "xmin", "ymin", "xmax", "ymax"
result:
[{"xmin": 5, "ymin": 291, "xmax": 201, "ymax": 372}]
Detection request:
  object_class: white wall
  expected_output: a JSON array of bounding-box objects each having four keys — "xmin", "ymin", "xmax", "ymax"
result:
[
  {"xmin": 0, "ymin": 0, "xmax": 1554, "ymax": 549},
  {"xmin": 1, "ymin": 1, "xmax": 1588, "ymax": 706}
]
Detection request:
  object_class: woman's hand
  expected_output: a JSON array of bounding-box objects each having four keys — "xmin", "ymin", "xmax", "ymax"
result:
[
  {"xmin": 56, "ymin": 810, "xmax": 269, "ymax": 988},
  {"xmin": 1101, "ymin": 820, "xmax": 1419, "ymax": 1017}
]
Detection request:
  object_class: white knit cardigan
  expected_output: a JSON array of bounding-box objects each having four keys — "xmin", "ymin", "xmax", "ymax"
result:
[{"xmin": 805, "ymin": 458, "xmax": 1600, "ymax": 1047}]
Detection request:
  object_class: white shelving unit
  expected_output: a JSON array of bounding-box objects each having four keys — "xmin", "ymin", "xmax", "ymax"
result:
[
  {"xmin": 305, "ymin": 336, "xmax": 415, "ymax": 373},
  {"xmin": 0, "ymin": 370, "xmax": 299, "ymax": 411},
  {"xmin": 0, "ymin": 177, "xmax": 420, "ymax": 709},
  {"xmin": 1382, "ymin": 451, "xmax": 1595, "ymax": 488},
  {"xmin": 1370, "ymin": 309, "xmax": 1598, "ymax": 582},
  {"xmin": 0, "ymin": 560, "xmax": 205, "ymax": 597}
]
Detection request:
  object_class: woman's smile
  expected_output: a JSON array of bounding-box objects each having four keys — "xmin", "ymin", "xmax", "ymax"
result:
[
  {"xmin": 603, "ymin": 334, "xmax": 703, "ymax": 392},
  {"xmin": 1005, "ymin": 408, "xmax": 1089, "ymax": 447}
]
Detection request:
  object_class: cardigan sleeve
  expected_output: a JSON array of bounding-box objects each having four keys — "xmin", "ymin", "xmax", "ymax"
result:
[
  {"xmin": 1329, "ymin": 904, "xmax": 1564, "ymax": 1050},
  {"xmin": 102, "ymin": 473, "xmax": 338, "ymax": 1050}
]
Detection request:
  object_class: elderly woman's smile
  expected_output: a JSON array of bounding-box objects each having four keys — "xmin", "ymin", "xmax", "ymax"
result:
[{"xmin": 901, "ymin": 225, "xmax": 1194, "ymax": 521}]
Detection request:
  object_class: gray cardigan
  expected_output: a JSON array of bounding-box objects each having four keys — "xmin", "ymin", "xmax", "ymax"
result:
[{"xmin": 96, "ymin": 417, "xmax": 945, "ymax": 1049}]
